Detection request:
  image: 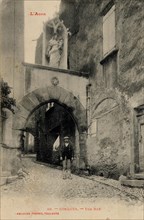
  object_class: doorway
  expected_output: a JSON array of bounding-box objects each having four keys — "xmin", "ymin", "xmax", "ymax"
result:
[
  {"xmin": 135, "ymin": 105, "xmax": 144, "ymax": 173},
  {"xmin": 137, "ymin": 114, "xmax": 144, "ymax": 172}
]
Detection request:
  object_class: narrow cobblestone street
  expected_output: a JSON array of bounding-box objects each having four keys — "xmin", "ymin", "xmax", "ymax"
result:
[{"xmin": 1, "ymin": 156, "xmax": 143, "ymax": 220}]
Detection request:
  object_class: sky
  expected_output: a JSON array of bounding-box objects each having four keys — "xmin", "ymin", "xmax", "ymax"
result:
[{"xmin": 24, "ymin": 0, "xmax": 61, "ymax": 63}]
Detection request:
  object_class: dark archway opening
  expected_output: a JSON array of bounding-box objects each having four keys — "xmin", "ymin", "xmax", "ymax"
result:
[{"xmin": 24, "ymin": 101, "xmax": 76, "ymax": 166}]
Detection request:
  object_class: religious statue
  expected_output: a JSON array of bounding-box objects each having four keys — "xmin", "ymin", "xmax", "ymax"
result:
[
  {"xmin": 43, "ymin": 16, "xmax": 70, "ymax": 68},
  {"xmin": 46, "ymin": 33, "xmax": 64, "ymax": 68}
]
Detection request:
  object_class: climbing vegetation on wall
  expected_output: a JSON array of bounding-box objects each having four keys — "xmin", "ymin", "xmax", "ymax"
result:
[{"xmin": 0, "ymin": 78, "xmax": 16, "ymax": 114}]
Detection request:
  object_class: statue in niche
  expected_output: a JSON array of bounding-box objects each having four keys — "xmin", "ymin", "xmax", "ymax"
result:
[
  {"xmin": 45, "ymin": 16, "xmax": 70, "ymax": 68},
  {"xmin": 45, "ymin": 17, "xmax": 67, "ymax": 68},
  {"xmin": 46, "ymin": 33, "xmax": 63, "ymax": 68}
]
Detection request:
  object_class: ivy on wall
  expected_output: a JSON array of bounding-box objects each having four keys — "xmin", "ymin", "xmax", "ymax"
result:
[{"xmin": 0, "ymin": 79, "xmax": 16, "ymax": 114}]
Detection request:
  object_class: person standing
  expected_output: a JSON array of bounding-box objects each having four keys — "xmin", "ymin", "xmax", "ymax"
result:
[{"xmin": 60, "ymin": 136, "xmax": 74, "ymax": 179}]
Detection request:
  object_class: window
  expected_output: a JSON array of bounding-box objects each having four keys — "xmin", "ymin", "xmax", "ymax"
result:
[
  {"xmin": 103, "ymin": 5, "xmax": 116, "ymax": 56},
  {"xmin": 103, "ymin": 54, "xmax": 117, "ymax": 88},
  {"xmin": 101, "ymin": 5, "xmax": 117, "ymax": 88},
  {"xmin": 91, "ymin": 119, "xmax": 97, "ymax": 137}
]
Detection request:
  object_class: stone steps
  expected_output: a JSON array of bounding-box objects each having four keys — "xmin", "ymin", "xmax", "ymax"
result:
[
  {"xmin": 121, "ymin": 172, "xmax": 144, "ymax": 188},
  {"xmin": 120, "ymin": 179, "xmax": 144, "ymax": 188},
  {"xmin": 0, "ymin": 171, "xmax": 11, "ymax": 186},
  {"xmin": 0, "ymin": 171, "xmax": 19, "ymax": 186},
  {"xmin": 0, "ymin": 177, "xmax": 8, "ymax": 186},
  {"xmin": 119, "ymin": 172, "xmax": 144, "ymax": 188},
  {"xmin": 134, "ymin": 172, "xmax": 144, "ymax": 180}
]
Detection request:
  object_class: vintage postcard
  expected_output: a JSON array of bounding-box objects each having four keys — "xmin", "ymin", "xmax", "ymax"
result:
[{"xmin": 0, "ymin": 0, "xmax": 144, "ymax": 219}]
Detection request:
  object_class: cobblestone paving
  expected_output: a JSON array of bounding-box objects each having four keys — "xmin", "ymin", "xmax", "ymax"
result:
[
  {"xmin": 1, "ymin": 157, "xmax": 144, "ymax": 220},
  {"xmin": 81, "ymin": 175, "xmax": 144, "ymax": 202}
]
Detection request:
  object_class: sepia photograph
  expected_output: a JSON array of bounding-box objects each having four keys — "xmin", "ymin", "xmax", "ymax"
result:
[{"xmin": 0, "ymin": 0, "xmax": 144, "ymax": 219}]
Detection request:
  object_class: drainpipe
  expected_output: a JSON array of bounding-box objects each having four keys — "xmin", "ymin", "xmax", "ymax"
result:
[
  {"xmin": 130, "ymin": 109, "xmax": 136, "ymax": 178},
  {"xmin": 86, "ymin": 83, "xmax": 92, "ymax": 135}
]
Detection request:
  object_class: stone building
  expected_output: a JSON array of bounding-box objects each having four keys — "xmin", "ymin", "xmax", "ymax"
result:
[{"xmin": 59, "ymin": 0, "xmax": 144, "ymax": 182}]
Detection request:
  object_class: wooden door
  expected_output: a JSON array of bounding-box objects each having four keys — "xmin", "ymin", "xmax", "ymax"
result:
[{"xmin": 138, "ymin": 115, "xmax": 144, "ymax": 171}]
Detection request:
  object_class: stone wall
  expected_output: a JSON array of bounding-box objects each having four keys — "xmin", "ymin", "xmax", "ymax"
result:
[
  {"xmin": 59, "ymin": 0, "xmax": 144, "ymax": 178},
  {"xmin": 24, "ymin": 63, "xmax": 88, "ymax": 108},
  {"xmin": 60, "ymin": 0, "xmax": 144, "ymax": 89}
]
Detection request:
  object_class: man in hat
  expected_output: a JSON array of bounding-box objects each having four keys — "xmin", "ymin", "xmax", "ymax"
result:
[{"xmin": 60, "ymin": 136, "xmax": 74, "ymax": 179}]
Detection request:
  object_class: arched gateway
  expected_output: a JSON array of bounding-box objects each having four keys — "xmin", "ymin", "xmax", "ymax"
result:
[{"xmin": 12, "ymin": 86, "xmax": 87, "ymax": 169}]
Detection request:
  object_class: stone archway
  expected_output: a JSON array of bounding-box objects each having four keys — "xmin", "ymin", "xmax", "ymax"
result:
[{"xmin": 12, "ymin": 86, "xmax": 87, "ymax": 169}]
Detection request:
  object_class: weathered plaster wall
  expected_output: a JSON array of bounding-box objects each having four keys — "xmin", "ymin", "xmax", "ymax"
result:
[
  {"xmin": 60, "ymin": 0, "xmax": 144, "ymax": 178},
  {"xmin": 0, "ymin": 0, "xmax": 24, "ymax": 101},
  {"xmin": 0, "ymin": 0, "xmax": 24, "ymax": 181},
  {"xmin": 24, "ymin": 64, "xmax": 88, "ymax": 108}
]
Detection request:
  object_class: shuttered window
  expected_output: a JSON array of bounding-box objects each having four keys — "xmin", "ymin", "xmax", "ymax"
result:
[{"xmin": 103, "ymin": 5, "xmax": 116, "ymax": 56}]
